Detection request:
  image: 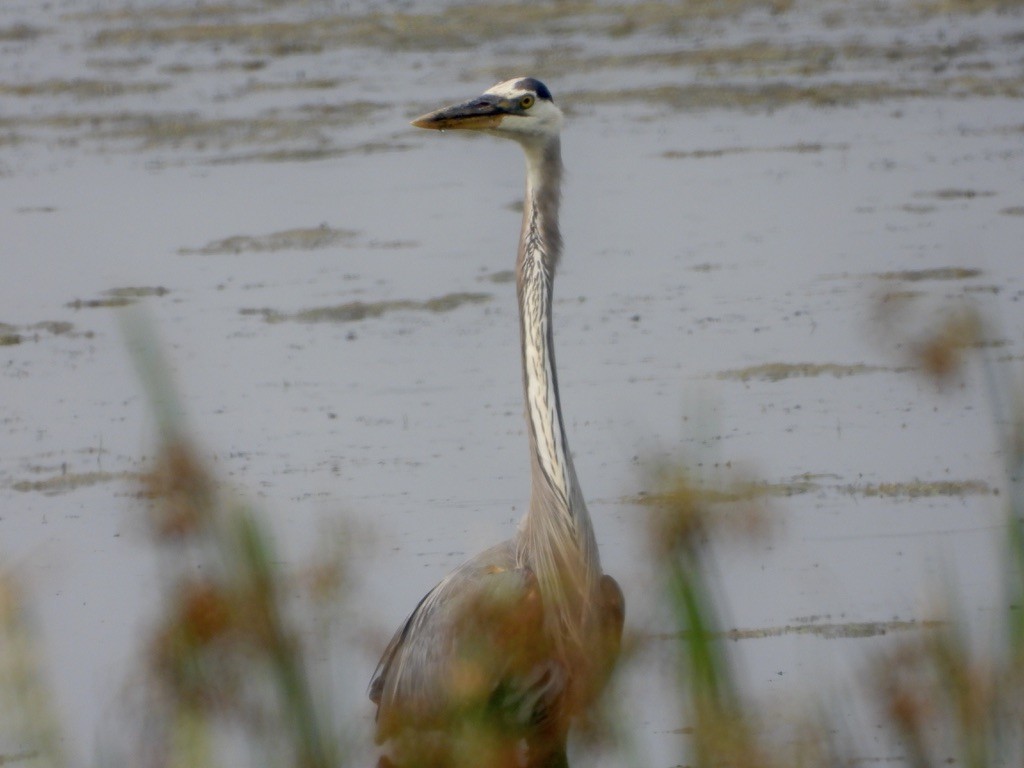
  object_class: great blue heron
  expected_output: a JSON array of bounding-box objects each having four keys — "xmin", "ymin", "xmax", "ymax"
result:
[{"xmin": 370, "ymin": 77, "xmax": 624, "ymax": 768}]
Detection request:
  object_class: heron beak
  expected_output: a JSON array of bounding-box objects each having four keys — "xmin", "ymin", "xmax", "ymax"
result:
[{"xmin": 411, "ymin": 96, "xmax": 507, "ymax": 131}]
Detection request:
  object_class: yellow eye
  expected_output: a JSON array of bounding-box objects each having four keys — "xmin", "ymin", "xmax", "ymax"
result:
[{"xmin": 520, "ymin": 94, "xmax": 535, "ymax": 109}]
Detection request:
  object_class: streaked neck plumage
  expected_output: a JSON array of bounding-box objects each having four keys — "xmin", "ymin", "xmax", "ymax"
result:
[{"xmin": 514, "ymin": 136, "xmax": 601, "ymax": 647}]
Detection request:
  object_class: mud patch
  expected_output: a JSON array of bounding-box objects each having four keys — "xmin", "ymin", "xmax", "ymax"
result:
[
  {"xmin": 838, "ymin": 479, "xmax": 993, "ymax": 499},
  {"xmin": 631, "ymin": 473, "xmax": 825, "ymax": 512},
  {"xmin": 105, "ymin": 286, "xmax": 170, "ymax": 298},
  {"xmin": 0, "ymin": 320, "xmax": 85, "ymax": 344},
  {"xmin": 10, "ymin": 470, "xmax": 134, "ymax": 496},
  {"xmin": 67, "ymin": 286, "xmax": 170, "ymax": 309},
  {"xmin": 590, "ymin": 81, "xmax": 914, "ymax": 111},
  {"xmin": 541, "ymin": 34, "xmax": 992, "ymax": 82},
  {"xmin": 481, "ymin": 270, "xmax": 516, "ymax": 284},
  {"xmin": 583, "ymin": 76, "xmax": 1024, "ymax": 111},
  {"xmin": 0, "ymin": 102, "xmax": 388, "ymax": 158},
  {"xmin": 0, "ymin": 78, "xmax": 169, "ymax": 99},
  {"xmin": 365, "ymin": 238, "xmax": 418, "ymax": 250},
  {"xmin": 86, "ymin": 55, "xmax": 152, "ymax": 70},
  {"xmin": 3, "ymin": 0, "xmax": 1018, "ymax": 171},
  {"xmin": 0, "ymin": 23, "xmax": 45, "ymax": 41},
  {"xmin": 716, "ymin": 362, "xmax": 890, "ymax": 382},
  {"xmin": 242, "ymin": 292, "xmax": 492, "ymax": 324},
  {"xmin": 650, "ymin": 618, "xmax": 944, "ymax": 642},
  {"xmin": 899, "ymin": 204, "xmax": 937, "ymax": 214},
  {"xmin": 782, "ymin": 475, "xmax": 993, "ymax": 501},
  {"xmin": 875, "ymin": 267, "xmax": 982, "ymax": 281},
  {"xmin": 726, "ymin": 618, "xmax": 945, "ymax": 640},
  {"xmin": 915, "ymin": 188, "xmax": 997, "ymax": 200},
  {"xmin": 28, "ymin": 321, "xmax": 74, "ymax": 335},
  {"xmin": 180, "ymin": 226, "xmax": 357, "ymax": 255},
  {"xmin": 915, "ymin": 0, "xmax": 1024, "ymax": 10},
  {"xmin": 67, "ymin": 297, "xmax": 134, "ymax": 309},
  {"xmin": 663, "ymin": 142, "xmax": 845, "ymax": 159},
  {"xmin": 239, "ymin": 77, "xmax": 347, "ymax": 95},
  {"xmin": 634, "ymin": 473, "xmax": 993, "ymax": 507},
  {"xmin": 86, "ymin": 1, "xmax": 796, "ymax": 55},
  {"xmin": 203, "ymin": 139, "xmax": 414, "ymax": 166}
]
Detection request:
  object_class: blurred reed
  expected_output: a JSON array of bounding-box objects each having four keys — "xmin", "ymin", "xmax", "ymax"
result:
[{"xmin": 1, "ymin": 305, "xmax": 1022, "ymax": 767}]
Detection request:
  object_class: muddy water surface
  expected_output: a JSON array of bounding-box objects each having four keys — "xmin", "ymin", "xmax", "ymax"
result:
[{"xmin": 2, "ymin": 0, "xmax": 1023, "ymax": 765}]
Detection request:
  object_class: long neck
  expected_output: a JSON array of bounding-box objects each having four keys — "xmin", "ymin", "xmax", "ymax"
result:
[{"xmin": 515, "ymin": 138, "xmax": 601, "ymax": 636}]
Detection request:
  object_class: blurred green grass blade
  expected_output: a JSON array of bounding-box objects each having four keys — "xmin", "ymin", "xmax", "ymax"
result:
[
  {"xmin": 120, "ymin": 307, "xmax": 188, "ymax": 442},
  {"xmin": 231, "ymin": 510, "xmax": 335, "ymax": 768},
  {"xmin": 668, "ymin": 557, "xmax": 735, "ymax": 711}
]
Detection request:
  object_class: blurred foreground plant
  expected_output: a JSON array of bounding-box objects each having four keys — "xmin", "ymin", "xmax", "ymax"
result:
[
  {"xmin": 873, "ymin": 303, "xmax": 1024, "ymax": 768},
  {"xmin": 644, "ymin": 293, "xmax": 1024, "ymax": 767},
  {"xmin": 644, "ymin": 466, "xmax": 783, "ymax": 768},
  {"xmin": 5, "ymin": 301, "xmax": 1024, "ymax": 768},
  {"xmin": 0, "ymin": 576, "xmax": 67, "ymax": 768},
  {"xmin": 122, "ymin": 313, "xmax": 339, "ymax": 768}
]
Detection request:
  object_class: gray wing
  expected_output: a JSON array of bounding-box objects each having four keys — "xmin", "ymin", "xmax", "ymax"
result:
[{"xmin": 369, "ymin": 539, "xmax": 564, "ymax": 742}]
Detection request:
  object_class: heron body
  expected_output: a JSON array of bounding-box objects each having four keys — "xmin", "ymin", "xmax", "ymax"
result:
[{"xmin": 370, "ymin": 78, "xmax": 624, "ymax": 768}]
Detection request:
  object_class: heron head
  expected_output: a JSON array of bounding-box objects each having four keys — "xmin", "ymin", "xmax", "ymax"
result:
[{"xmin": 411, "ymin": 77, "xmax": 563, "ymax": 143}]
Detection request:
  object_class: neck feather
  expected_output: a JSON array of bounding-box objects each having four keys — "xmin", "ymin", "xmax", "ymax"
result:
[
  {"xmin": 518, "ymin": 139, "xmax": 570, "ymax": 510},
  {"xmin": 514, "ymin": 138, "xmax": 601, "ymax": 637}
]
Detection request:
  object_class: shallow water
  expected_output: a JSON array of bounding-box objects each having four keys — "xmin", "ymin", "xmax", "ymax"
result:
[{"xmin": 2, "ymin": 0, "xmax": 1023, "ymax": 764}]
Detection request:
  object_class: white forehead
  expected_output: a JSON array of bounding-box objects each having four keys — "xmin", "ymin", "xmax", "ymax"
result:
[{"xmin": 484, "ymin": 77, "xmax": 535, "ymax": 99}]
